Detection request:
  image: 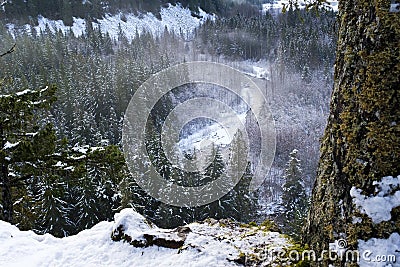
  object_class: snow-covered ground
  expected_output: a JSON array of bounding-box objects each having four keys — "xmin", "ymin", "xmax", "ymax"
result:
[
  {"xmin": 178, "ymin": 112, "xmax": 247, "ymax": 151},
  {"xmin": 263, "ymin": 0, "xmax": 339, "ymax": 13},
  {"xmin": 7, "ymin": 4, "xmax": 215, "ymax": 41},
  {"xmin": 0, "ymin": 209, "xmax": 290, "ymax": 267}
]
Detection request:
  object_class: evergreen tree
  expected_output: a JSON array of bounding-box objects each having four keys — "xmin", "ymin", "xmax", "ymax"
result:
[
  {"xmin": 222, "ymin": 129, "xmax": 257, "ymax": 223},
  {"xmin": 281, "ymin": 149, "xmax": 307, "ymax": 240},
  {"xmin": 202, "ymin": 146, "xmax": 225, "ymax": 185},
  {"xmin": 0, "ymin": 82, "xmax": 57, "ymax": 223},
  {"xmin": 200, "ymin": 147, "xmax": 226, "ymax": 219},
  {"xmin": 36, "ymin": 173, "xmax": 71, "ymax": 237}
]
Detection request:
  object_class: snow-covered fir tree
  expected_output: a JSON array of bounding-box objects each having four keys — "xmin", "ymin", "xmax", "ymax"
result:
[{"xmin": 281, "ymin": 149, "xmax": 308, "ymax": 239}]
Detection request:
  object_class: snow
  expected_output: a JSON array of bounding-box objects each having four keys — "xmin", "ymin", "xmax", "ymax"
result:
[
  {"xmin": 0, "ymin": 208, "xmax": 290, "ymax": 267},
  {"xmin": 242, "ymin": 66, "xmax": 271, "ymax": 80},
  {"xmin": 358, "ymin": 232, "xmax": 400, "ymax": 267},
  {"xmin": 72, "ymin": 145, "xmax": 90, "ymax": 154},
  {"xmin": 263, "ymin": 0, "xmax": 339, "ymax": 13},
  {"xmin": 178, "ymin": 112, "xmax": 247, "ymax": 152},
  {"xmin": 112, "ymin": 208, "xmax": 152, "ymax": 242},
  {"xmin": 390, "ymin": 3, "xmax": 400, "ymax": 12},
  {"xmin": 352, "ymin": 216, "xmax": 362, "ymax": 224},
  {"xmin": 350, "ymin": 176, "xmax": 400, "ymax": 224},
  {"xmin": 258, "ymin": 200, "xmax": 285, "ymax": 216},
  {"xmin": 9, "ymin": 4, "xmax": 215, "ymax": 41},
  {"xmin": 53, "ymin": 161, "xmax": 66, "ymax": 168},
  {"xmin": 3, "ymin": 141, "xmax": 20, "ymax": 150},
  {"xmin": 95, "ymin": 4, "xmax": 214, "ymax": 41},
  {"xmin": 15, "ymin": 89, "xmax": 32, "ymax": 96},
  {"xmin": 26, "ymin": 132, "xmax": 39, "ymax": 137}
]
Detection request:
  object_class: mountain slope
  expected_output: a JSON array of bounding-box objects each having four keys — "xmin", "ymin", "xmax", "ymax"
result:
[{"xmin": 7, "ymin": 4, "xmax": 215, "ymax": 40}]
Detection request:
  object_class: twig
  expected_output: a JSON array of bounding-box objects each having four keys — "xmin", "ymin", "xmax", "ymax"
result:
[{"xmin": 0, "ymin": 43, "xmax": 16, "ymax": 58}]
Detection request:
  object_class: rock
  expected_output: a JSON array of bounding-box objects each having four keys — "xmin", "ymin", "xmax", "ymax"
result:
[{"xmin": 111, "ymin": 209, "xmax": 191, "ymax": 249}]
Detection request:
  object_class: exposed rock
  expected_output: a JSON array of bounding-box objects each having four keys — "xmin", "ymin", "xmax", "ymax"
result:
[{"xmin": 111, "ymin": 210, "xmax": 191, "ymax": 249}]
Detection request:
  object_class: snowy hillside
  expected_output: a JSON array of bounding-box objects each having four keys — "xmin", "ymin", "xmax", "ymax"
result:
[
  {"xmin": 7, "ymin": 4, "xmax": 215, "ymax": 40},
  {"xmin": 0, "ymin": 209, "xmax": 291, "ymax": 267},
  {"xmin": 263, "ymin": 0, "xmax": 339, "ymax": 12}
]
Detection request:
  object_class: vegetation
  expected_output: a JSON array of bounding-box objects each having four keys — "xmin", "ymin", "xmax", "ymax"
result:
[
  {"xmin": 1, "ymin": 0, "xmax": 337, "ymax": 238},
  {"xmin": 281, "ymin": 149, "xmax": 308, "ymax": 240}
]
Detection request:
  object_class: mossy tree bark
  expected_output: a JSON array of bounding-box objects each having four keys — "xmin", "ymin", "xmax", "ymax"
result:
[{"xmin": 304, "ymin": 0, "xmax": 400, "ymax": 266}]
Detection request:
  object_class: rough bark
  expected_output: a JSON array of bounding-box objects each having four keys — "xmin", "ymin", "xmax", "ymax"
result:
[{"xmin": 304, "ymin": 0, "xmax": 400, "ymax": 266}]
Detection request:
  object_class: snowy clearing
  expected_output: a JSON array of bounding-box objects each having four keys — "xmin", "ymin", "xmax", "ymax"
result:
[{"xmin": 263, "ymin": 0, "xmax": 339, "ymax": 12}]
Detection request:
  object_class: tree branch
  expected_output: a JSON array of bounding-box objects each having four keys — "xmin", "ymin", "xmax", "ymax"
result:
[
  {"xmin": 10, "ymin": 174, "xmax": 32, "ymax": 184},
  {"xmin": 0, "ymin": 43, "xmax": 16, "ymax": 58}
]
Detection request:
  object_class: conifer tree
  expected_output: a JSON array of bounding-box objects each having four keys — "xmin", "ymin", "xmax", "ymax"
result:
[
  {"xmin": 224, "ymin": 129, "xmax": 257, "ymax": 222},
  {"xmin": 0, "ymin": 82, "xmax": 57, "ymax": 223},
  {"xmin": 281, "ymin": 149, "xmax": 308, "ymax": 239}
]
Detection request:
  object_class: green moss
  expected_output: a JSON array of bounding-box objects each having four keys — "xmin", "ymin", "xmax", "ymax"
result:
[{"xmin": 260, "ymin": 219, "xmax": 280, "ymax": 232}]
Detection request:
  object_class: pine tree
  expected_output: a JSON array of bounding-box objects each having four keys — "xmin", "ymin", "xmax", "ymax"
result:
[
  {"xmin": 281, "ymin": 149, "xmax": 307, "ymax": 240},
  {"xmin": 36, "ymin": 173, "xmax": 71, "ymax": 237},
  {"xmin": 224, "ymin": 129, "xmax": 257, "ymax": 223},
  {"xmin": 203, "ymin": 146, "xmax": 225, "ymax": 184},
  {"xmin": 200, "ymin": 147, "xmax": 226, "ymax": 219},
  {"xmin": 0, "ymin": 82, "xmax": 57, "ymax": 223}
]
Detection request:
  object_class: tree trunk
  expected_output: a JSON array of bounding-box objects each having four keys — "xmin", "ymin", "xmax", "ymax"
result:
[
  {"xmin": 1, "ymin": 123, "xmax": 13, "ymax": 223},
  {"xmin": 304, "ymin": 0, "xmax": 400, "ymax": 266},
  {"xmin": 1, "ymin": 162, "xmax": 12, "ymax": 223}
]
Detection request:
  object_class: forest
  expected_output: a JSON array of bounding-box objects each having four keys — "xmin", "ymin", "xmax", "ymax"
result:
[
  {"xmin": 0, "ymin": 1, "xmax": 336, "ymax": 238},
  {"xmin": 1, "ymin": 1, "xmax": 399, "ymax": 266}
]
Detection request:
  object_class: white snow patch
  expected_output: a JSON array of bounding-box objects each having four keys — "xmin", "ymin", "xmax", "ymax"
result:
[
  {"xmin": 54, "ymin": 161, "xmax": 66, "ymax": 168},
  {"xmin": 3, "ymin": 141, "xmax": 20, "ymax": 150},
  {"xmin": 390, "ymin": 3, "xmax": 400, "ymax": 12},
  {"xmin": 10, "ymin": 4, "xmax": 214, "ymax": 41},
  {"xmin": 15, "ymin": 89, "xmax": 32, "ymax": 96},
  {"xmin": 358, "ymin": 232, "xmax": 400, "ymax": 267},
  {"xmin": 94, "ymin": 4, "xmax": 214, "ymax": 41},
  {"xmin": 263, "ymin": 0, "xmax": 339, "ymax": 13},
  {"xmin": 352, "ymin": 216, "xmax": 362, "ymax": 224},
  {"xmin": 26, "ymin": 132, "xmax": 39, "ymax": 137},
  {"xmin": 112, "ymin": 208, "xmax": 152, "ymax": 241},
  {"xmin": 178, "ymin": 112, "xmax": 247, "ymax": 152},
  {"xmin": 350, "ymin": 176, "xmax": 400, "ymax": 224}
]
